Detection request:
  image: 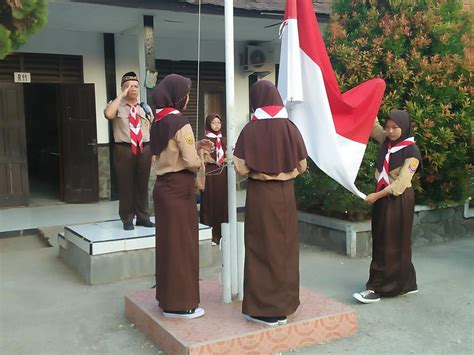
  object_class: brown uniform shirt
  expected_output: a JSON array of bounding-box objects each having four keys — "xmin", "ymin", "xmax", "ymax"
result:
[
  {"xmin": 372, "ymin": 121, "xmax": 419, "ymax": 196},
  {"xmin": 233, "ymin": 156, "xmax": 307, "ymax": 181},
  {"xmin": 105, "ymin": 99, "xmax": 151, "ymax": 143},
  {"xmin": 153, "ymin": 124, "xmax": 202, "ymax": 176}
]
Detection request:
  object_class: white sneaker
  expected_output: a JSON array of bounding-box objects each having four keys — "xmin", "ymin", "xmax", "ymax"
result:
[
  {"xmin": 245, "ymin": 315, "xmax": 279, "ymax": 327},
  {"xmin": 162, "ymin": 307, "xmax": 205, "ymax": 319},
  {"xmin": 402, "ymin": 288, "xmax": 419, "ymax": 296},
  {"xmin": 353, "ymin": 290, "xmax": 381, "ymax": 304}
]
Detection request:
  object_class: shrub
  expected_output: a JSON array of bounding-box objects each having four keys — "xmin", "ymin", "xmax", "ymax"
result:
[
  {"xmin": 0, "ymin": 0, "xmax": 48, "ymax": 59},
  {"xmin": 296, "ymin": 0, "xmax": 473, "ymax": 219}
]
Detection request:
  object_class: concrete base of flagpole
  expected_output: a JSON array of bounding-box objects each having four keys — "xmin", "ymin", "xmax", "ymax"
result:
[{"xmin": 125, "ymin": 279, "xmax": 357, "ymax": 354}]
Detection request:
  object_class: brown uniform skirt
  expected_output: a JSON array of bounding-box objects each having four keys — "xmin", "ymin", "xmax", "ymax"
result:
[
  {"xmin": 199, "ymin": 164, "xmax": 228, "ymax": 243},
  {"xmin": 154, "ymin": 170, "xmax": 199, "ymax": 310},
  {"xmin": 366, "ymin": 187, "xmax": 417, "ymax": 296},
  {"xmin": 242, "ymin": 178, "xmax": 300, "ymax": 317}
]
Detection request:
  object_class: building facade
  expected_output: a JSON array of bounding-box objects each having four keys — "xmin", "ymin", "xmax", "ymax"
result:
[{"xmin": 0, "ymin": 0, "xmax": 330, "ymax": 207}]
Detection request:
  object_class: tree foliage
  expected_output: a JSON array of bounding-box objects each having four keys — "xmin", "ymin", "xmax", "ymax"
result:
[
  {"xmin": 296, "ymin": 0, "xmax": 473, "ymax": 219},
  {"xmin": 0, "ymin": 0, "xmax": 48, "ymax": 59}
]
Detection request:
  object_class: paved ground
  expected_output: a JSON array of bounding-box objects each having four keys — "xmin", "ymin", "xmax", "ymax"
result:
[{"xmin": 0, "ymin": 232, "xmax": 472, "ymax": 354}]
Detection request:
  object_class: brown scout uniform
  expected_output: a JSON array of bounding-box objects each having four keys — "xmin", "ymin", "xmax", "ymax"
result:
[
  {"xmin": 366, "ymin": 112, "xmax": 421, "ymax": 297},
  {"xmin": 105, "ymin": 99, "xmax": 152, "ymax": 224},
  {"xmin": 153, "ymin": 123, "xmax": 202, "ymax": 311},
  {"xmin": 233, "ymin": 80, "xmax": 308, "ymax": 318}
]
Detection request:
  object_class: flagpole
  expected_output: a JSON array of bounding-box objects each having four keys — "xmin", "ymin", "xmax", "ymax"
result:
[{"xmin": 223, "ymin": 0, "xmax": 237, "ymax": 304}]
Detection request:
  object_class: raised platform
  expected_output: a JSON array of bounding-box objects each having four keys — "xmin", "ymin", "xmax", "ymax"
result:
[
  {"xmin": 125, "ymin": 279, "xmax": 357, "ymax": 354},
  {"xmin": 58, "ymin": 219, "xmax": 213, "ymax": 284}
]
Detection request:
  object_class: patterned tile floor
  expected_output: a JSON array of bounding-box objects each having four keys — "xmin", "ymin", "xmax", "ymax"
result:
[{"xmin": 125, "ymin": 278, "xmax": 357, "ymax": 354}]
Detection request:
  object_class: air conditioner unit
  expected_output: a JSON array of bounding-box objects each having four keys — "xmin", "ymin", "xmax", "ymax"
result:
[{"xmin": 242, "ymin": 44, "xmax": 275, "ymax": 72}]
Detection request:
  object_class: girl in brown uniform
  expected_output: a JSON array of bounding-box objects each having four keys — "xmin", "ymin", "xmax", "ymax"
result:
[
  {"xmin": 353, "ymin": 109, "xmax": 422, "ymax": 304},
  {"xmin": 199, "ymin": 113, "xmax": 228, "ymax": 245},
  {"xmin": 150, "ymin": 74, "xmax": 212, "ymax": 318},
  {"xmin": 234, "ymin": 80, "xmax": 308, "ymax": 327}
]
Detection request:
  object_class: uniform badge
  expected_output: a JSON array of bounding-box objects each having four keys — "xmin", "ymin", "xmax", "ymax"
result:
[
  {"xmin": 408, "ymin": 160, "xmax": 419, "ymax": 173},
  {"xmin": 184, "ymin": 133, "xmax": 194, "ymax": 145}
]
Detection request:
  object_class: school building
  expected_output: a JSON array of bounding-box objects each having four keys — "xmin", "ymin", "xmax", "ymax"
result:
[{"xmin": 0, "ymin": 0, "xmax": 331, "ymax": 207}]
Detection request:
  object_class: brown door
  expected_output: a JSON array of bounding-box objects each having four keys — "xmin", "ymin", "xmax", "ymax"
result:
[
  {"xmin": 58, "ymin": 84, "xmax": 99, "ymax": 203},
  {"xmin": 0, "ymin": 84, "xmax": 29, "ymax": 207}
]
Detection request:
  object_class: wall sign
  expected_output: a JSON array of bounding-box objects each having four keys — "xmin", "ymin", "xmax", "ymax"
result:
[{"xmin": 14, "ymin": 72, "xmax": 31, "ymax": 83}]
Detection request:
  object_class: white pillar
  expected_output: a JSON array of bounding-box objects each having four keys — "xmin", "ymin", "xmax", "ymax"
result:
[
  {"xmin": 222, "ymin": 223, "xmax": 232, "ymax": 303},
  {"xmin": 223, "ymin": 0, "xmax": 238, "ymax": 303},
  {"xmin": 137, "ymin": 15, "xmax": 147, "ymax": 105}
]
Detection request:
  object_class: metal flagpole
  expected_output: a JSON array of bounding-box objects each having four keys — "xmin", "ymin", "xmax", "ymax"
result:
[{"xmin": 223, "ymin": 0, "xmax": 237, "ymax": 303}]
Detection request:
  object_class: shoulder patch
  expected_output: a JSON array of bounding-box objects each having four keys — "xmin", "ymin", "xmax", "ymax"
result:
[
  {"xmin": 184, "ymin": 133, "xmax": 194, "ymax": 145},
  {"xmin": 408, "ymin": 160, "xmax": 419, "ymax": 173}
]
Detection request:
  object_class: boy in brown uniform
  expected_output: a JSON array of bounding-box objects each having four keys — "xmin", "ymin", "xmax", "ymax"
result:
[{"xmin": 104, "ymin": 72, "xmax": 154, "ymax": 230}]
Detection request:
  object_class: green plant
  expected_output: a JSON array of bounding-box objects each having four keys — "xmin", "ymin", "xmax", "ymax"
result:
[
  {"xmin": 0, "ymin": 0, "xmax": 48, "ymax": 59},
  {"xmin": 296, "ymin": 0, "xmax": 473, "ymax": 219}
]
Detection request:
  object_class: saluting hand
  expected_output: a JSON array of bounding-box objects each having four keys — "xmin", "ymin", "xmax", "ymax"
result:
[{"xmin": 121, "ymin": 84, "xmax": 131, "ymax": 98}]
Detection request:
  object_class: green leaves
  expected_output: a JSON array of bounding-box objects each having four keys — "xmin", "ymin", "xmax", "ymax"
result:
[{"xmin": 0, "ymin": 0, "xmax": 48, "ymax": 59}]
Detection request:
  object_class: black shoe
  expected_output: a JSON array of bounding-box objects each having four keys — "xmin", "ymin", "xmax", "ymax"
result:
[
  {"xmin": 162, "ymin": 307, "xmax": 205, "ymax": 319},
  {"xmin": 136, "ymin": 220, "xmax": 155, "ymax": 228},
  {"xmin": 123, "ymin": 222, "xmax": 135, "ymax": 230}
]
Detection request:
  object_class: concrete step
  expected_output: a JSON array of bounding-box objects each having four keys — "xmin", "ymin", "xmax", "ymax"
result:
[{"xmin": 125, "ymin": 278, "xmax": 357, "ymax": 354}]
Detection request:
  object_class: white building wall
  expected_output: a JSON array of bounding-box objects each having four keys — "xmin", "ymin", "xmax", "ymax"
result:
[
  {"xmin": 18, "ymin": 28, "xmax": 110, "ymax": 144},
  {"xmin": 18, "ymin": 26, "xmax": 279, "ymax": 145}
]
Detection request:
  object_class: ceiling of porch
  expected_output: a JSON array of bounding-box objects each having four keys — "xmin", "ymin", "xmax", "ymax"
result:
[{"xmin": 47, "ymin": 1, "xmax": 285, "ymax": 44}]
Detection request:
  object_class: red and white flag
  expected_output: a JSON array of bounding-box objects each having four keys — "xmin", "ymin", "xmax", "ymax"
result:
[{"xmin": 278, "ymin": 0, "xmax": 386, "ymax": 198}]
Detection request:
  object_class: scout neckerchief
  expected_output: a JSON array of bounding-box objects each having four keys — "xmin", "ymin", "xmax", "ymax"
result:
[
  {"xmin": 128, "ymin": 104, "xmax": 143, "ymax": 155},
  {"xmin": 154, "ymin": 107, "xmax": 181, "ymax": 122},
  {"xmin": 205, "ymin": 130, "xmax": 224, "ymax": 165},
  {"xmin": 375, "ymin": 137, "xmax": 416, "ymax": 192},
  {"xmin": 251, "ymin": 105, "xmax": 289, "ymax": 121}
]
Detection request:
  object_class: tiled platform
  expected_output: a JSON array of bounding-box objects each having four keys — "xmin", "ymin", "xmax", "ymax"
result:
[
  {"xmin": 58, "ymin": 219, "xmax": 213, "ymax": 284},
  {"xmin": 60, "ymin": 218, "xmax": 211, "ymax": 255},
  {"xmin": 125, "ymin": 279, "xmax": 357, "ymax": 354}
]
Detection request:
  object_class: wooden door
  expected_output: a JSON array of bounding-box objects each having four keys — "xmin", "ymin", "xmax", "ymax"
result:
[
  {"xmin": 0, "ymin": 84, "xmax": 29, "ymax": 207},
  {"xmin": 58, "ymin": 84, "xmax": 99, "ymax": 203}
]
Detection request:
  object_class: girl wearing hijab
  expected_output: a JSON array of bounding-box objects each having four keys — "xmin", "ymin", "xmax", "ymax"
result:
[
  {"xmin": 353, "ymin": 109, "xmax": 422, "ymax": 304},
  {"xmin": 150, "ymin": 74, "xmax": 212, "ymax": 318},
  {"xmin": 234, "ymin": 80, "xmax": 308, "ymax": 327},
  {"xmin": 199, "ymin": 113, "xmax": 228, "ymax": 245}
]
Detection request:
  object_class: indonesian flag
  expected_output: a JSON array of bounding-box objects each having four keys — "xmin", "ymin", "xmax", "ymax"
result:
[{"xmin": 278, "ymin": 0, "xmax": 386, "ymax": 198}]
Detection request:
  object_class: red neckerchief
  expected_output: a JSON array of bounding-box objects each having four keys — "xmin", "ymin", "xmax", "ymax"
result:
[
  {"xmin": 375, "ymin": 137, "xmax": 416, "ymax": 191},
  {"xmin": 251, "ymin": 106, "xmax": 289, "ymax": 121},
  {"xmin": 128, "ymin": 104, "xmax": 143, "ymax": 155},
  {"xmin": 154, "ymin": 107, "xmax": 181, "ymax": 122},
  {"xmin": 205, "ymin": 130, "xmax": 224, "ymax": 165}
]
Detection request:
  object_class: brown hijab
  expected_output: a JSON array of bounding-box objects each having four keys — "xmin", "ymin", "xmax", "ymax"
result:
[
  {"xmin": 234, "ymin": 80, "xmax": 307, "ymax": 175},
  {"xmin": 250, "ymin": 80, "xmax": 283, "ymax": 110},
  {"xmin": 376, "ymin": 109, "xmax": 422, "ymax": 172},
  {"xmin": 205, "ymin": 113, "xmax": 223, "ymax": 133},
  {"xmin": 150, "ymin": 74, "xmax": 191, "ymax": 155},
  {"xmin": 204, "ymin": 113, "xmax": 226, "ymax": 162}
]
